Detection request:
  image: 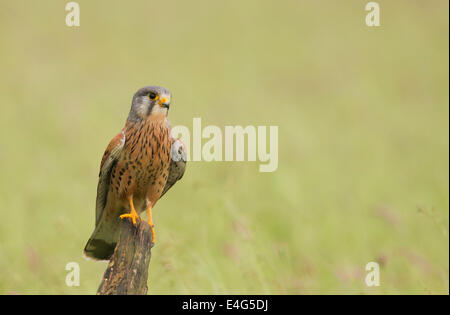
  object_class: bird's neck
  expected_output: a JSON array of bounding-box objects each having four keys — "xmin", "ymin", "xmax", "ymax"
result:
[{"xmin": 125, "ymin": 114, "xmax": 169, "ymax": 130}]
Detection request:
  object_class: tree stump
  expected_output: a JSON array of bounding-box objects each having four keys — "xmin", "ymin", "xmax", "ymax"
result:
[{"xmin": 97, "ymin": 219, "xmax": 153, "ymax": 295}]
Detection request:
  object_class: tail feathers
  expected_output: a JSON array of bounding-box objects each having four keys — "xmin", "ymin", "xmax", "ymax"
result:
[
  {"xmin": 83, "ymin": 220, "xmax": 120, "ymax": 261},
  {"xmin": 83, "ymin": 237, "xmax": 116, "ymax": 261}
]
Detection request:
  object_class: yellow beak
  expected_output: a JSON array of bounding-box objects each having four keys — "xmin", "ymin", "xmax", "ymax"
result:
[{"xmin": 158, "ymin": 97, "xmax": 170, "ymax": 108}]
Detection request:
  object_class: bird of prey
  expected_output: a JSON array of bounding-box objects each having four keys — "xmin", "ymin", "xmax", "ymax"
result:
[{"xmin": 84, "ymin": 86, "xmax": 187, "ymax": 260}]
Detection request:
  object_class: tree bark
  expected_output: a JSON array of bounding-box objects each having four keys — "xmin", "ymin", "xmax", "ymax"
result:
[{"xmin": 97, "ymin": 219, "xmax": 153, "ymax": 295}]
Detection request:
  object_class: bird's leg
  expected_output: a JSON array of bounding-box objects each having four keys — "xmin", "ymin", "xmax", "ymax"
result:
[
  {"xmin": 147, "ymin": 203, "xmax": 156, "ymax": 244},
  {"xmin": 120, "ymin": 195, "xmax": 140, "ymax": 225}
]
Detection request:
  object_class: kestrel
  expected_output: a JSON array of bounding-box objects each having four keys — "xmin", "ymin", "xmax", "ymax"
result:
[{"xmin": 84, "ymin": 86, "xmax": 187, "ymax": 260}]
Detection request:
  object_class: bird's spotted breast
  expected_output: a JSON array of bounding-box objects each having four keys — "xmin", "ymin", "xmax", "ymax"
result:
[{"xmin": 109, "ymin": 119, "xmax": 171, "ymax": 209}]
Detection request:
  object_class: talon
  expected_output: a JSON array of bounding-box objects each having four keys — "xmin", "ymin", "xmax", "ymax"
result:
[
  {"xmin": 120, "ymin": 195, "xmax": 140, "ymax": 225},
  {"xmin": 120, "ymin": 212, "xmax": 140, "ymax": 225},
  {"xmin": 148, "ymin": 223, "xmax": 156, "ymax": 244},
  {"xmin": 147, "ymin": 204, "xmax": 156, "ymax": 244}
]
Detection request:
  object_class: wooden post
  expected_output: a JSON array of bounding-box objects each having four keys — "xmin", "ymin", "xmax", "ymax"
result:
[{"xmin": 97, "ymin": 219, "xmax": 153, "ymax": 295}]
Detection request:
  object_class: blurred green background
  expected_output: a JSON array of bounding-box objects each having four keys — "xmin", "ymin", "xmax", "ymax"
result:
[{"xmin": 0, "ymin": 0, "xmax": 448, "ymax": 294}]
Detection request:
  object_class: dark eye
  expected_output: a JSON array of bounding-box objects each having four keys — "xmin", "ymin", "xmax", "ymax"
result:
[{"xmin": 149, "ymin": 92, "xmax": 157, "ymax": 100}]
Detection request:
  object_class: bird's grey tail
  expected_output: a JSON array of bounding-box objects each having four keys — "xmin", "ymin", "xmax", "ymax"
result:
[{"xmin": 83, "ymin": 219, "xmax": 120, "ymax": 261}]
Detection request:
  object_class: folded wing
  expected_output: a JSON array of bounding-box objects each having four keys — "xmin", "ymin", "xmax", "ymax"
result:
[
  {"xmin": 160, "ymin": 138, "xmax": 187, "ymax": 198},
  {"xmin": 95, "ymin": 130, "xmax": 126, "ymax": 226}
]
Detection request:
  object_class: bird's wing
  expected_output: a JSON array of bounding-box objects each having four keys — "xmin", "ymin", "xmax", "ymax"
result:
[
  {"xmin": 160, "ymin": 138, "xmax": 187, "ymax": 198},
  {"xmin": 95, "ymin": 130, "xmax": 126, "ymax": 226}
]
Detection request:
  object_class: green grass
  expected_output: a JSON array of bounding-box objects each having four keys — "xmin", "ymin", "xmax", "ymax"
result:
[{"xmin": 0, "ymin": 0, "xmax": 448, "ymax": 294}]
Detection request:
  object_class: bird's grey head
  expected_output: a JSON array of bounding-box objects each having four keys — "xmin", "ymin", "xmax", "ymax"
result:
[{"xmin": 128, "ymin": 86, "xmax": 171, "ymax": 122}]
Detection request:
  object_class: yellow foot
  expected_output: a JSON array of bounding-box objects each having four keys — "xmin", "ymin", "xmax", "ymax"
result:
[
  {"xmin": 148, "ymin": 221, "xmax": 156, "ymax": 244},
  {"xmin": 120, "ymin": 212, "xmax": 140, "ymax": 225},
  {"xmin": 146, "ymin": 203, "xmax": 156, "ymax": 244},
  {"xmin": 121, "ymin": 195, "xmax": 140, "ymax": 225}
]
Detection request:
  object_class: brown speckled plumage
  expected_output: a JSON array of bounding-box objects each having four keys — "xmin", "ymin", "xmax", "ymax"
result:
[
  {"xmin": 111, "ymin": 118, "xmax": 171, "ymax": 207},
  {"xmin": 84, "ymin": 86, "xmax": 186, "ymax": 260}
]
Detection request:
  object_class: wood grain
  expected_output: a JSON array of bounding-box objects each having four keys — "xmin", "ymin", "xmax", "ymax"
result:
[{"xmin": 97, "ymin": 219, "xmax": 153, "ymax": 295}]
